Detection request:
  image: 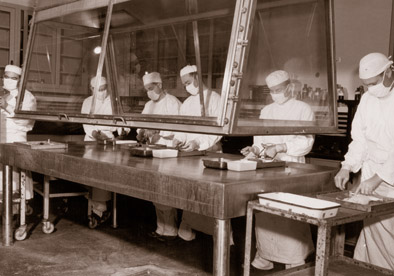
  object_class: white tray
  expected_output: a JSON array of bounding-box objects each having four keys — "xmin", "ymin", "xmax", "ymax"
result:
[
  {"xmin": 227, "ymin": 160, "xmax": 257, "ymax": 171},
  {"xmin": 152, "ymin": 149, "xmax": 178, "ymax": 158},
  {"xmin": 258, "ymin": 192, "xmax": 340, "ymax": 219}
]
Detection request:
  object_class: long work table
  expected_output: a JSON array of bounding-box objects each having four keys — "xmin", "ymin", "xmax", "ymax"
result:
[{"xmin": 0, "ymin": 141, "xmax": 338, "ymax": 276}]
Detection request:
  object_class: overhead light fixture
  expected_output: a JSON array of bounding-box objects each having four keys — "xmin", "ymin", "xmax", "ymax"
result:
[{"xmin": 93, "ymin": 46, "xmax": 102, "ymax": 54}]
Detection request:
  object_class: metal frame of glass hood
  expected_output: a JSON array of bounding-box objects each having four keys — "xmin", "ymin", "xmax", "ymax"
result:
[{"xmin": 15, "ymin": 0, "xmax": 339, "ymax": 136}]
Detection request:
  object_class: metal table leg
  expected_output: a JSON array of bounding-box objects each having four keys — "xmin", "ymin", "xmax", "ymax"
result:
[
  {"xmin": 2, "ymin": 164, "xmax": 13, "ymax": 246},
  {"xmin": 243, "ymin": 202, "xmax": 254, "ymax": 276},
  {"xmin": 315, "ymin": 222, "xmax": 331, "ymax": 276},
  {"xmin": 213, "ymin": 218, "xmax": 230, "ymax": 276}
]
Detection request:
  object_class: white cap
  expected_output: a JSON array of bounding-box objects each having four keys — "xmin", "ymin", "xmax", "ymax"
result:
[
  {"xmin": 180, "ymin": 65, "xmax": 197, "ymax": 77},
  {"xmin": 5, "ymin": 65, "xmax": 22, "ymax": 76},
  {"xmin": 90, "ymin": 76, "xmax": 107, "ymax": 88},
  {"xmin": 265, "ymin": 70, "xmax": 290, "ymax": 88},
  {"xmin": 359, "ymin": 52, "xmax": 393, "ymax": 79},
  {"xmin": 143, "ymin": 72, "xmax": 162, "ymax": 85}
]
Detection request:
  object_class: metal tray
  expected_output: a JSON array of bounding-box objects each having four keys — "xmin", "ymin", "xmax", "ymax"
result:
[
  {"xmin": 202, "ymin": 158, "xmax": 228, "ymax": 170},
  {"xmin": 130, "ymin": 147, "xmax": 153, "ymax": 157},
  {"xmin": 202, "ymin": 158, "xmax": 285, "ymax": 170}
]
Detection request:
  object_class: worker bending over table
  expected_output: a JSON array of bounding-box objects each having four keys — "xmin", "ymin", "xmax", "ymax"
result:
[{"xmin": 335, "ymin": 52, "xmax": 394, "ymax": 270}]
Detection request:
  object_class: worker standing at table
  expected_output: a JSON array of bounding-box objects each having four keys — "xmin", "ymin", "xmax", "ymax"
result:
[
  {"xmin": 335, "ymin": 52, "xmax": 394, "ymax": 270},
  {"xmin": 241, "ymin": 70, "xmax": 315, "ymax": 270},
  {"xmin": 137, "ymin": 72, "xmax": 182, "ymax": 240},
  {"xmin": 0, "ymin": 64, "xmax": 37, "ymax": 209},
  {"xmin": 81, "ymin": 76, "xmax": 128, "ymax": 225},
  {"xmin": 174, "ymin": 65, "xmax": 223, "ymax": 241}
]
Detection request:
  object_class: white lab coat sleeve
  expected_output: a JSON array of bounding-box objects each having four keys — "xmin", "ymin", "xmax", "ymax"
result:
[
  {"xmin": 341, "ymin": 102, "xmax": 367, "ymax": 173},
  {"xmin": 194, "ymin": 92, "xmax": 222, "ymax": 150},
  {"xmin": 284, "ymin": 134, "xmax": 315, "ymax": 157},
  {"xmin": 8, "ymin": 92, "xmax": 37, "ymax": 132},
  {"xmin": 81, "ymin": 99, "xmax": 96, "ymax": 138},
  {"xmin": 284, "ymin": 106, "xmax": 315, "ymax": 157},
  {"xmin": 81, "ymin": 97, "xmax": 117, "ymax": 138},
  {"xmin": 159, "ymin": 97, "xmax": 181, "ymax": 138},
  {"xmin": 376, "ymin": 151, "xmax": 394, "ymax": 185}
]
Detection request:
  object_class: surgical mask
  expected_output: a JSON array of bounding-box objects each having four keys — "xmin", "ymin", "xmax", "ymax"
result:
[
  {"xmin": 96, "ymin": 90, "xmax": 107, "ymax": 101},
  {"xmin": 270, "ymin": 92, "xmax": 289, "ymax": 104},
  {"xmin": 148, "ymin": 90, "xmax": 160, "ymax": 101},
  {"xmin": 3, "ymin": 78, "xmax": 18, "ymax": 91},
  {"xmin": 186, "ymin": 83, "xmax": 199, "ymax": 95},
  {"xmin": 368, "ymin": 72, "xmax": 393, "ymax": 98}
]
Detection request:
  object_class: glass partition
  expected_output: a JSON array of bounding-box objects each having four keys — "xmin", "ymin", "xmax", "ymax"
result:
[
  {"xmin": 21, "ymin": 6, "xmax": 114, "ymax": 116},
  {"xmin": 16, "ymin": 0, "xmax": 337, "ymax": 135},
  {"xmin": 108, "ymin": 0, "xmax": 235, "ymax": 120},
  {"xmin": 234, "ymin": 0, "xmax": 336, "ymax": 134}
]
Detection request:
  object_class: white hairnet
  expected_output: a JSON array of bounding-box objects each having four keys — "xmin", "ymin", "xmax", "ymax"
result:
[
  {"xmin": 5, "ymin": 65, "xmax": 22, "ymax": 76},
  {"xmin": 180, "ymin": 65, "xmax": 197, "ymax": 77},
  {"xmin": 90, "ymin": 76, "xmax": 107, "ymax": 88},
  {"xmin": 265, "ymin": 70, "xmax": 290, "ymax": 88},
  {"xmin": 143, "ymin": 72, "xmax": 162, "ymax": 85},
  {"xmin": 359, "ymin": 53, "xmax": 393, "ymax": 80}
]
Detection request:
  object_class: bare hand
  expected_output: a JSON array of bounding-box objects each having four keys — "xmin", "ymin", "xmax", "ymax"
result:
[
  {"xmin": 172, "ymin": 138, "xmax": 184, "ymax": 149},
  {"xmin": 136, "ymin": 129, "xmax": 148, "ymax": 143},
  {"xmin": 179, "ymin": 140, "xmax": 199, "ymax": 152},
  {"xmin": 150, "ymin": 133, "xmax": 161, "ymax": 144},
  {"xmin": 264, "ymin": 145, "xmax": 278, "ymax": 159},
  {"xmin": 334, "ymin": 168, "xmax": 350, "ymax": 190},
  {"xmin": 354, "ymin": 174, "xmax": 382, "ymax": 195}
]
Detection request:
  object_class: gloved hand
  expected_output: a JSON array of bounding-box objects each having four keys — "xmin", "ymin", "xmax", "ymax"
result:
[
  {"xmin": 264, "ymin": 143, "xmax": 287, "ymax": 159},
  {"xmin": 179, "ymin": 140, "xmax": 199, "ymax": 152},
  {"xmin": 172, "ymin": 138, "xmax": 184, "ymax": 149},
  {"xmin": 334, "ymin": 168, "xmax": 350, "ymax": 190},
  {"xmin": 240, "ymin": 146, "xmax": 260, "ymax": 158},
  {"xmin": 144, "ymin": 129, "xmax": 158, "ymax": 138},
  {"xmin": 92, "ymin": 130, "xmax": 113, "ymax": 141},
  {"xmin": 136, "ymin": 129, "xmax": 148, "ymax": 143},
  {"xmin": 150, "ymin": 133, "xmax": 161, "ymax": 144}
]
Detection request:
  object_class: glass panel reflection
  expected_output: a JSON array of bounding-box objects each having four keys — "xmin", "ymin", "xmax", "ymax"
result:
[
  {"xmin": 238, "ymin": 0, "xmax": 334, "ymax": 131},
  {"xmin": 25, "ymin": 7, "xmax": 108, "ymax": 115},
  {"xmin": 109, "ymin": 0, "xmax": 235, "ymax": 118}
]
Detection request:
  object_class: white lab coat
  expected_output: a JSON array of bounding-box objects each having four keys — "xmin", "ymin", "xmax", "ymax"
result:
[
  {"xmin": 140, "ymin": 92, "xmax": 182, "ymax": 236},
  {"xmin": 176, "ymin": 89, "xmax": 228, "ymax": 240},
  {"xmin": 342, "ymin": 91, "xmax": 394, "ymax": 270},
  {"xmin": 140, "ymin": 92, "xmax": 182, "ymax": 147},
  {"xmin": 81, "ymin": 95, "xmax": 116, "ymax": 214},
  {"xmin": 254, "ymin": 98, "xmax": 315, "ymax": 265},
  {"xmin": 0, "ymin": 88, "xmax": 36, "ymax": 200},
  {"xmin": 173, "ymin": 88, "xmax": 222, "ymax": 151},
  {"xmin": 254, "ymin": 98, "xmax": 315, "ymax": 162},
  {"xmin": 81, "ymin": 96, "xmax": 118, "ymax": 141}
]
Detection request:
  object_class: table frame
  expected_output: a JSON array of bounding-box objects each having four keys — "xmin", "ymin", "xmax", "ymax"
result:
[{"xmin": 243, "ymin": 200, "xmax": 394, "ymax": 276}]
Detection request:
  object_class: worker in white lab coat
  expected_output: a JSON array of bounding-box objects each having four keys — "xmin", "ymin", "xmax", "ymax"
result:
[
  {"xmin": 138, "ymin": 72, "xmax": 182, "ymax": 240},
  {"xmin": 81, "ymin": 76, "xmax": 126, "ymax": 224},
  {"xmin": 137, "ymin": 72, "xmax": 182, "ymax": 146},
  {"xmin": 335, "ymin": 52, "xmax": 394, "ymax": 270},
  {"xmin": 0, "ymin": 64, "xmax": 36, "ymax": 203},
  {"xmin": 174, "ymin": 65, "xmax": 223, "ymax": 241},
  {"xmin": 241, "ymin": 70, "xmax": 315, "ymax": 270}
]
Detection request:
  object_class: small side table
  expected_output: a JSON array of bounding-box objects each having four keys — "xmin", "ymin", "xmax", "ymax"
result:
[{"xmin": 243, "ymin": 200, "xmax": 394, "ymax": 276}]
